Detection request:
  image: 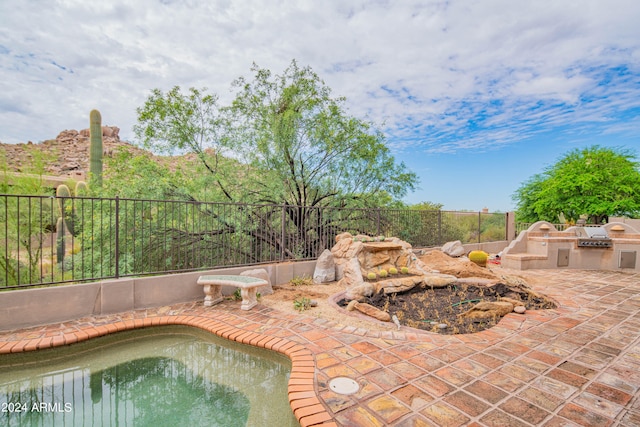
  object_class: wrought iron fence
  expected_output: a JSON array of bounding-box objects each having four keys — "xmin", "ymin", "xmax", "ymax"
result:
[{"xmin": 1, "ymin": 194, "xmax": 507, "ymax": 289}]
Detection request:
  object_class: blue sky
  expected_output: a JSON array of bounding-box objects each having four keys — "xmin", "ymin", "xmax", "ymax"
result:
[{"xmin": 1, "ymin": 1, "xmax": 639, "ymax": 212}]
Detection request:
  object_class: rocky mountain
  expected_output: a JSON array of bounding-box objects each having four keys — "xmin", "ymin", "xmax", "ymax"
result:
[{"xmin": 0, "ymin": 127, "xmax": 149, "ymax": 180}]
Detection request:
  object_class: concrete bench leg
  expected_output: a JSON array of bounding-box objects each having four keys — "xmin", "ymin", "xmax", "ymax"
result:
[
  {"xmin": 202, "ymin": 284, "xmax": 223, "ymax": 307},
  {"xmin": 240, "ymin": 287, "xmax": 258, "ymax": 310}
]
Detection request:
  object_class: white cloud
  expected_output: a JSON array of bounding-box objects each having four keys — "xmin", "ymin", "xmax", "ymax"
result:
[{"xmin": 0, "ymin": 0, "xmax": 639, "ymax": 157}]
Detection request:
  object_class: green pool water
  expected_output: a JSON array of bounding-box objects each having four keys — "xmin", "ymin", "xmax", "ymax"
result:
[{"xmin": 0, "ymin": 326, "xmax": 299, "ymax": 427}]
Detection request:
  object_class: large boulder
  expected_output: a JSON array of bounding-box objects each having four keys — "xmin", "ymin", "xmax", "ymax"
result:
[
  {"xmin": 423, "ymin": 273, "xmax": 458, "ymax": 288},
  {"xmin": 419, "ymin": 250, "xmax": 498, "ymax": 280},
  {"xmin": 380, "ymin": 275, "xmax": 422, "ymax": 294},
  {"xmin": 345, "ymin": 280, "xmax": 375, "ymax": 301},
  {"xmin": 458, "ymin": 301, "xmax": 514, "ymax": 320},
  {"xmin": 341, "ymin": 255, "xmax": 374, "ymax": 301},
  {"xmin": 332, "ymin": 233, "xmax": 364, "ymax": 280},
  {"xmin": 345, "ymin": 282, "xmax": 375, "ymax": 301},
  {"xmin": 442, "ymin": 240, "xmax": 466, "ymax": 257},
  {"xmin": 340, "ymin": 257, "xmax": 364, "ymax": 287},
  {"xmin": 330, "ymin": 233, "xmax": 442, "ymax": 301},
  {"xmin": 349, "ymin": 301, "xmax": 391, "ymax": 322},
  {"xmin": 313, "ymin": 249, "xmax": 335, "ymax": 284}
]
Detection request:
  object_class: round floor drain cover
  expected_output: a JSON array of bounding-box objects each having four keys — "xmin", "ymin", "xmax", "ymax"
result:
[{"xmin": 329, "ymin": 377, "xmax": 360, "ymax": 395}]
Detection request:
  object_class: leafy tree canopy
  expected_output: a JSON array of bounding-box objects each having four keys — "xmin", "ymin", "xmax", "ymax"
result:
[
  {"xmin": 513, "ymin": 146, "xmax": 640, "ymax": 224},
  {"xmin": 133, "ymin": 60, "xmax": 417, "ymax": 207},
  {"xmin": 410, "ymin": 201, "xmax": 444, "ymax": 210}
]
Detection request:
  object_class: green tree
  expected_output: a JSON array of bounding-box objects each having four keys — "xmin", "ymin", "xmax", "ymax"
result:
[
  {"xmin": 133, "ymin": 60, "xmax": 417, "ymax": 258},
  {"xmin": 229, "ymin": 61, "xmax": 417, "ymax": 256},
  {"xmin": 134, "ymin": 61, "xmax": 416, "ymax": 207},
  {"xmin": 134, "ymin": 86, "xmax": 238, "ymax": 201},
  {"xmin": 0, "ymin": 146, "xmax": 58, "ymax": 286},
  {"xmin": 411, "ymin": 201, "xmax": 444, "ymax": 211},
  {"xmin": 229, "ymin": 60, "xmax": 416, "ymax": 207},
  {"xmin": 513, "ymin": 146, "xmax": 640, "ymax": 224},
  {"xmin": 101, "ymin": 147, "xmax": 193, "ymax": 200}
]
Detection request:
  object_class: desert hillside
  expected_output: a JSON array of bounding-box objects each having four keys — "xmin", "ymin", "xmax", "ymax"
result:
[{"xmin": 0, "ymin": 127, "xmax": 149, "ymax": 180}]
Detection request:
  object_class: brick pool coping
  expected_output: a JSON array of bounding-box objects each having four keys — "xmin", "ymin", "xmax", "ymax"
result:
[
  {"xmin": 0, "ymin": 304, "xmax": 336, "ymax": 427},
  {"xmin": 2, "ymin": 268, "xmax": 640, "ymax": 426}
]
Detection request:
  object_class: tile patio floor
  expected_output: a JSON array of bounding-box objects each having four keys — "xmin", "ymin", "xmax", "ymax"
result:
[{"xmin": 2, "ymin": 269, "xmax": 640, "ymax": 426}]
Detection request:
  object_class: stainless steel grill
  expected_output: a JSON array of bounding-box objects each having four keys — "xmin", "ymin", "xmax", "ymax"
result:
[{"xmin": 575, "ymin": 226, "xmax": 613, "ymax": 248}]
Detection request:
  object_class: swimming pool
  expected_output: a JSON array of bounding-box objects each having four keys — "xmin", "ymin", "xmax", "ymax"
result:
[{"xmin": 0, "ymin": 326, "xmax": 298, "ymax": 426}]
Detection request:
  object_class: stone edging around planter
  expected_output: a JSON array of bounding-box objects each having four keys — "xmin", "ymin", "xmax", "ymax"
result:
[{"xmin": 327, "ymin": 277, "xmax": 560, "ymax": 336}]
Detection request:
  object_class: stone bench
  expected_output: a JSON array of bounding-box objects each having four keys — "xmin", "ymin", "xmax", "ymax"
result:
[{"xmin": 197, "ymin": 275, "xmax": 269, "ymax": 311}]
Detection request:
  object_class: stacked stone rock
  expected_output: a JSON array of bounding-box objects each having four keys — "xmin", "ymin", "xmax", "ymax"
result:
[
  {"xmin": 330, "ymin": 232, "xmax": 457, "ymax": 302},
  {"xmin": 322, "ymin": 232, "xmax": 537, "ymax": 323}
]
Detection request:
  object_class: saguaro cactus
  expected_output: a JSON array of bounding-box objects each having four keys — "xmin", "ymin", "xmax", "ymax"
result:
[
  {"xmin": 75, "ymin": 180, "xmax": 89, "ymax": 196},
  {"xmin": 56, "ymin": 184, "xmax": 80, "ymax": 237},
  {"xmin": 56, "ymin": 217, "xmax": 66, "ymax": 266},
  {"xmin": 56, "ymin": 184, "xmax": 71, "ymax": 201},
  {"xmin": 89, "ymin": 109, "xmax": 103, "ymax": 186}
]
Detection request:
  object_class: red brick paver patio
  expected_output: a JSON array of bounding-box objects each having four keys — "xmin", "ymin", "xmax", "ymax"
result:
[{"xmin": 2, "ymin": 269, "xmax": 640, "ymax": 426}]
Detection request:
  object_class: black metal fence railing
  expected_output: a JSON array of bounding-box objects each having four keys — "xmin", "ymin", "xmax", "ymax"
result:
[{"xmin": 1, "ymin": 195, "xmax": 507, "ymax": 289}]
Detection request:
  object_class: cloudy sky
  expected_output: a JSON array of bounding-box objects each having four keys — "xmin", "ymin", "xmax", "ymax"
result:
[{"xmin": 1, "ymin": 0, "xmax": 639, "ymax": 211}]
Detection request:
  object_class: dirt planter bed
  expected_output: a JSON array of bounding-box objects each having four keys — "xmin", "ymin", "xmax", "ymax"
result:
[{"xmin": 333, "ymin": 279, "xmax": 557, "ymax": 335}]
